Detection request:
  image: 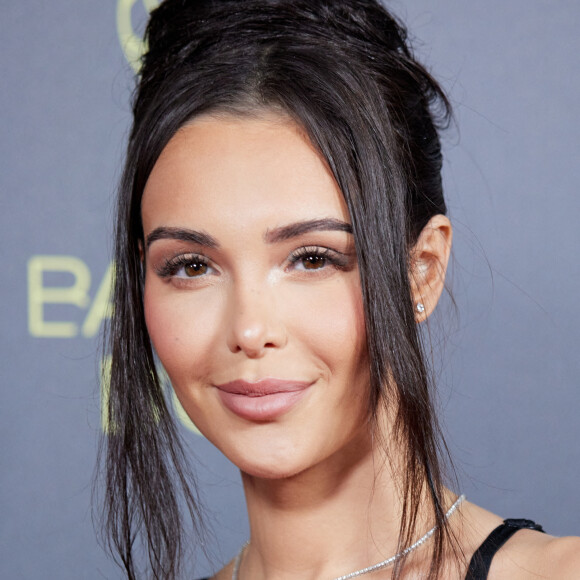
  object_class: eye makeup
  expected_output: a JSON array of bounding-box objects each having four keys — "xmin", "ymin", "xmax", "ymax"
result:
[
  {"xmin": 154, "ymin": 253, "xmax": 216, "ymax": 279},
  {"xmin": 287, "ymin": 245, "xmax": 353, "ymax": 271}
]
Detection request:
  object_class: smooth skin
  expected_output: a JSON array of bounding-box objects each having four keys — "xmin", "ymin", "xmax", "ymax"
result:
[{"xmin": 141, "ymin": 112, "xmax": 580, "ymax": 579}]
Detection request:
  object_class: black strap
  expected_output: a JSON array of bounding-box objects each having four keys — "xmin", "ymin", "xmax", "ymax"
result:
[{"xmin": 465, "ymin": 519, "xmax": 544, "ymax": 580}]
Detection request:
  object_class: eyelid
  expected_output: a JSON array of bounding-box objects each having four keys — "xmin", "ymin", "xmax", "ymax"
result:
[
  {"xmin": 151, "ymin": 245, "xmax": 355, "ymax": 279},
  {"xmin": 154, "ymin": 252, "xmax": 216, "ymax": 279},
  {"xmin": 287, "ymin": 245, "xmax": 352, "ymax": 270}
]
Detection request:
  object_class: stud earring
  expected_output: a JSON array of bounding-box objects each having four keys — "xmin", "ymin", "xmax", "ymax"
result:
[{"xmin": 416, "ymin": 302, "xmax": 425, "ymax": 314}]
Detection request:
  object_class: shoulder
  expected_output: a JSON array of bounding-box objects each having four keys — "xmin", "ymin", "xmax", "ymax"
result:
[
  {"xmin": 491, "ymin": 529, "xmax": 580, "ymax": 579},
  {"xmin": 455, "ymin": 500, "xmax": 580, "ymax": 579},
  {"xmin": 535, "ymin": 535, "xmax": 580, "ymax": 579}
]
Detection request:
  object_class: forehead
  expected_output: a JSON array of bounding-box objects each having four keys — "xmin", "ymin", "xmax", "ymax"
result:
[{"xmin": 141, "ymin": 113, "xmax": 351, "ymax": 233}]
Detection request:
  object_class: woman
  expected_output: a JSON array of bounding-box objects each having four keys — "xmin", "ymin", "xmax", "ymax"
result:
[{"xmin": 100, "ymin": 0, "xmax": 580, "ymax": 578}]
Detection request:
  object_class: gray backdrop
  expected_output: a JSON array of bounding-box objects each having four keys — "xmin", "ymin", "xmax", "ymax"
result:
[{"xmin": 1, "ymin": 1, "xmax": 578, "ymax": 578}]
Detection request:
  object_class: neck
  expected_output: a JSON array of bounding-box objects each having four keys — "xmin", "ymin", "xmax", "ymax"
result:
[{"xmin": 239, "ymin": 427, "xmax": 423, "ymax": 580}]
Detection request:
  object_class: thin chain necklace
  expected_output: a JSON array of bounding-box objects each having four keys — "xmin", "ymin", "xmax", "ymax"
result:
[{"xmin": 232, "ymin": 494, "xmax": 465, "ymax": 580}]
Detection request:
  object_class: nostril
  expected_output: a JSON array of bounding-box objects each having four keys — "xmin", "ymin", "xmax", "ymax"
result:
[{"xmin": 225, "ymin": 297, "xmax": 287, "ymax": 356}]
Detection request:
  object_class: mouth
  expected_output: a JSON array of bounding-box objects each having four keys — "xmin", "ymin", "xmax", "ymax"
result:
[{"xmin": 214, "ymin": 378, "xmax": 313, "ymax": 421}]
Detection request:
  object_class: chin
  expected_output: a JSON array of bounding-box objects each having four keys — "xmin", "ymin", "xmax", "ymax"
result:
[
  {"xmin": 219, "ymin": 438, "xmax": 316, "ymax": 481},
  {"xmin": 223, "ymin": 448, "xmax": 304, "ymax": 480},
  {"xmin": 237, "ymin": 461, "xmax": 306, "ymax": 480}
]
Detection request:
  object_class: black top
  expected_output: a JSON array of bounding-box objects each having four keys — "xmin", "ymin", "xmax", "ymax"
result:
[
  {"xmin": 465, "ymin": 518, "xmax": 544, "ymax": 579},
  {"xmin": 196, "ymin": 519, "xmax": 545, "ymax": 580}
]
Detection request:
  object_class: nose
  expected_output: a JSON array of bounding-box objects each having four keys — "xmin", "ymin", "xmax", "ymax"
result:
[{"xmin": 225, "ymin": 282, "xmax": 287, "ymax": 358}]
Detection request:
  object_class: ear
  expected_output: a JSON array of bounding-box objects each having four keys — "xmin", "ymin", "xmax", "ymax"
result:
[{"xmin": 409, "ymin": 214, "xmax": 452, "ymax": 322}]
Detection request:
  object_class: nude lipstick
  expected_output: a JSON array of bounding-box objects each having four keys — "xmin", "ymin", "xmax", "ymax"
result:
[{"xmin": 214, "ymin": 379, "xmax": 312, "ymax": 421}]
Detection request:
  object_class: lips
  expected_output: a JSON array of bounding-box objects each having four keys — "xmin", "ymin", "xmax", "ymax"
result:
[{"xmin": 214, "ymin": 379, "xmax": 313, "ymax": 421}]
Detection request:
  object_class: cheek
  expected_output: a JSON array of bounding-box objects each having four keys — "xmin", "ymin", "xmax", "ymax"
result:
[
  {"xmin": 287, "ymin": 275, "xmax": 367, "ymax": 374},
  {"xmin": 143, "ymin": 283, "xmax": 218, "ymax": 385}
]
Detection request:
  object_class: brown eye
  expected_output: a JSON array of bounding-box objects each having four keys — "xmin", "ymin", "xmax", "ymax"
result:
[
  {"xmin": 184, "ymin": 262, "xmax": 208, "ymax": 277},
  {"xmin": 301, "ymin": 255, "xmax": 326, "ymax": 270}
]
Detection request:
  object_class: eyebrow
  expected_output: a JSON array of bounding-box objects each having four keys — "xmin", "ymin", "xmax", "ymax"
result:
[
  {"xmin": 146, "ymin": 226, "xmax": 219, "ymax": 249},
  {"xmin": 145, "ymin": 218, "xmax": 353, "ymax": 249},
  {"xmin": 264, "ymin": 218, "xmax": 353, "ymax": 243}
]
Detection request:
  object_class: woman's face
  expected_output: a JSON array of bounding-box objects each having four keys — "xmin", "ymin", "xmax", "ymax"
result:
[{"xmin": 141, "ymin": 112, "xmax": 371, "ymax": 479}]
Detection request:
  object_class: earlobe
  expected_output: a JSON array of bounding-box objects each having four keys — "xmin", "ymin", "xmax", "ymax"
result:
[{"xmin": 410, "ymin": 214, "xmax": 452, "ymax": 321}]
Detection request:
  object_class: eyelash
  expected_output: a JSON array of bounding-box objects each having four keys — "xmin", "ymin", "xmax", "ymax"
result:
[
  {"xmin": 156, "ymin": 254, "xmax": 212, "ymax": 279},
  {"xmin": 155, "ymin": 246, "xmax": 351, "ymax": 280},
  {"xmin": 287, "ymin": 246, "xmax": 350, "ymax": 271}
]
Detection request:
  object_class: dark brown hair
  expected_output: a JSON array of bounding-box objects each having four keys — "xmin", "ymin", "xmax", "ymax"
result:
[{"xmin": 99, "ymin": 1, "xmax": 455, "ymax": 578}]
